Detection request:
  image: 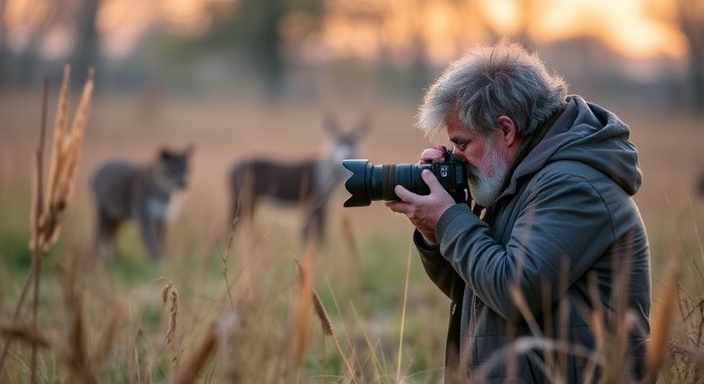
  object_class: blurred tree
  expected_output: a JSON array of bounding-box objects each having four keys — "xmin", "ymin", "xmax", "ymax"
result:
[
  {"xmin": 676, "ymin": 0, "xmax": 704, "ymax": 114},
  {"xmin": 69, "ymin": 0, "xmax": 101, "ymax": 89},
  {"xmin": 0, "ymin": 0, "xmax": 105, "ymax": 88},
  {"xmin": 0, "ymin": 0, "xmax": 61, "ymax": 87},
  {"xmin": 375, "ymin": 0, "xmax": 433, "ymax": 95},
  {"xmin": 648, "ymin": 0, "xmax": 704, "ymax": 114},
  {"xmin": 462, "ymin": 0, "xmax": 546, "ymax": 48},
  {"xmin": 0, "ymin": 0, "xmax": 8, "ymax": 86},
  {"xmin": 200, "ymin": 0, "xmax": 325, "ymax": 101},
  {"xmin": 408, "ymin": 0, "xmax": 434, "ymax": 95}
]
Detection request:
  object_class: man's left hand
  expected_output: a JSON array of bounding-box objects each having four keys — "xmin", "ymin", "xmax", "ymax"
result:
[{"xmin": 385, "ymin": 169, "xmax": 456, "ymax": 244}]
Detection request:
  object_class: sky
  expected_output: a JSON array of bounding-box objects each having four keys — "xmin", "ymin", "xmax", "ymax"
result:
[
  {"xmin": 319, "ymin": 0, "xmax": 686, "ymax": 68},
  {"xmin": 5, "ymin": 0, "xmax": 689, "ymax": 61},
  {"xmin": 527, "ymin": 0, "xmax": 684, "ymax": 58},
  {"xmin": 160, "ymin": 0, "xmax": 687, "ymax": 61}
]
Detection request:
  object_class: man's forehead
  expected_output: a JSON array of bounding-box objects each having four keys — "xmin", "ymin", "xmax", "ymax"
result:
[{"xmin": 446, "ymin": 121, "xmax": 480, "ymax": 141}]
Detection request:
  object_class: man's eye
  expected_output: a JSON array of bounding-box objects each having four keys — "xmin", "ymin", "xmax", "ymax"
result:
[{"xmin": 454, "ymin": 143, "xmax": 468, "ymax": 151}]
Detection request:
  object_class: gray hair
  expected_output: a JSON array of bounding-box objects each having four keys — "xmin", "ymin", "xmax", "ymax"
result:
[{"xmin": 417, "ymin": 40, "xmax": 568, "ymax": 139}]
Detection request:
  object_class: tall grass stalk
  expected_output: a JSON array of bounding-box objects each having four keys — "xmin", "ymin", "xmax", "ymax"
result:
[
  {"xmin": 350, "ymin": 304, "xmax": 392, "ymax": 383},
  {"xmin": 646, "ymin": 244, "xmax": 683, "ymax": 380},
  {"xmin": 292, "ymin": 243, "xmax": 316, "ymax": 370},
  {"xmin": 395, "ymin": 242, "xmax": 413, "ymax": 383},
  {"xmin": 161, "ymin": 279, "xmax": 181, "ymax": 371},
  {"xmin": 59, "ymin": 250, "xmax": 97, "ymax": 384},
  {"xmin": 0, "ymin": 65, "xmax": 94, "ymax": 381},
  {"xmin": 215, "ymin": 310, "xmax": 242, "ymax": 382},
  {"xmin": 171, "ymin": 324, "xmax": 216, "ymax": 384},
  {"xmin": 324, "ymin": 277, "xmax": 360, "ymax": 384},
  {"xmin": 0, "ymin": 78, "xmax": 52, "ymax": 381}
]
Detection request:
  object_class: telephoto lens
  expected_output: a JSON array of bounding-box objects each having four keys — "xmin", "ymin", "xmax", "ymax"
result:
[{"xmin": 341, "ymin": 158, "xmax": 469, "ymax": 207}]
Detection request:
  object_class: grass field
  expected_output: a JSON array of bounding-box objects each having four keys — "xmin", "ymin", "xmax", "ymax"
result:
[{"xmin": 1, "ymin": 86, "xmax": 703, "ymax": 383}]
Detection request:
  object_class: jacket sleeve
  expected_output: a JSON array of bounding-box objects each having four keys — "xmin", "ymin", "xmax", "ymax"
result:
[
  {"xmin": 413, "ymin": 229, "xmax": 457, "ymax": 299},
  {"xmin": 435, "ymin": 165, "xmax": 616, "ymax": 320}
]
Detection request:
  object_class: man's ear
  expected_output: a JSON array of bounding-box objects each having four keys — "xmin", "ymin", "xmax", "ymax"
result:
[{"xmin": 496, "ymin": 115, "xmax": 517, "ymax": 147}]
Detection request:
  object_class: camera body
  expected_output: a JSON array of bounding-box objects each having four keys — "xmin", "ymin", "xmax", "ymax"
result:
[{"xmin": 341, "ymin": 152, "xmax": 470, "ymax": 207}]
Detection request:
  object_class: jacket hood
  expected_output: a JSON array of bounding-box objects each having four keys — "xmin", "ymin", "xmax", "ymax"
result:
[{"xmin": 503, "ymin": 95, "xmax": 642, "ymax": 197}]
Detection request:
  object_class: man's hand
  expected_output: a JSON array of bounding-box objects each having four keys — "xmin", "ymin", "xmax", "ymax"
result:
[
  {"xmin": 385, "ymin": 169, "xmax": 456, "ymax": 244},
  {"xmin": 420, "ymin": 145, "xmax": 448, "ymax": 163}
]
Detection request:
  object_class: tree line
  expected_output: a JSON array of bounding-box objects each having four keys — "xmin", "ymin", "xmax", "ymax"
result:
[{"xmin": 0, "ymin": 0, "xmax": 701, "ymax": 112}]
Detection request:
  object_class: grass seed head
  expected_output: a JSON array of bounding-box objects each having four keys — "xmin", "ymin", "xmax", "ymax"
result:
[{"xmin": 30, "ymin": 65, "xmax": 94, "ymax": 252}]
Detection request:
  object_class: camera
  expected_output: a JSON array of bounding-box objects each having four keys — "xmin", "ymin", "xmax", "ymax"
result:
[{"xmin": 341, "ymin": 150, "xmax": 470, "ymax": 207}]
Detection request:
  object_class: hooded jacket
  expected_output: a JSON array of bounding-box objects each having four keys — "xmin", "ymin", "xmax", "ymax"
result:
[{"xmin": 414, "ymin": 96, "xmax": 651, "ymax": 383}]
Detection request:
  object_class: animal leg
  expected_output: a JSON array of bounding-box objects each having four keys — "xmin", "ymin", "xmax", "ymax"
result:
[
  {"xmin": 138, "ymin": 212, "xmax": 162, "ymax": 260},
  {"xmin": 95, "ymin": 209, "xmax": 120, "ymax": 260},
  {"xmin": 155, "ymin": 219, "xmax": 166, "ymax": 258},
  {"xmin": 302, "ymin": 204, "xmax": 326, "ymax": 245}
]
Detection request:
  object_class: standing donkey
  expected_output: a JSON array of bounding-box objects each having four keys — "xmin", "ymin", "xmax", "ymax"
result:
[{"xmin": 227, "ymin": 115, "xmax": 370, "ymax": 244}]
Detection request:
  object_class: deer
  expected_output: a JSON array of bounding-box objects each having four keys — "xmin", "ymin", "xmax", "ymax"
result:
[{"xmin": 227, "ymin": 115, "xmax": 370, "ymax": 244}]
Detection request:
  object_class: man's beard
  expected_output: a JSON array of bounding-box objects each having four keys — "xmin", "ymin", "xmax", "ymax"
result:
[{"xmin": 468, "ymin": 139, "xmax": 510, "ymax": 207}]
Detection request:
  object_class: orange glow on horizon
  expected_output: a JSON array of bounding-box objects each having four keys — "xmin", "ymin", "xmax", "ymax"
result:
[
  {"xmin": 530, "ymin": 0, "xmax": 686, "ymax": 58},
  {"xmin": 2, "ymin": 0, "xmax": 690, "ymax": 61},
  {"xmin": 317, "ymin": 0, "xmax": 687, "ymax": 65}
]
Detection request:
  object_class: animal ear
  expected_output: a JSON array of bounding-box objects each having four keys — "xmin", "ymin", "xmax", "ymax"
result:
[
  {"xmin": 354, "ymin": 114, "xmax": 372, "ymax": 138},
  {"xmin": 322, "ymin": 112, "xmax": 340, "ymax": 136},
  {"xmin": 183, "ymin": 143, "xmax": 196, "ymax": 156},
  {"xmin": 159, "ymin": 147, "xmax": 173, "ymax": 160}
]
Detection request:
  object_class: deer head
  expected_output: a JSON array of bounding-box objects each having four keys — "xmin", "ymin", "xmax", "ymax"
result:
[{"xmin": 321, "ymin": 113, "xmax": 371, "ymax": 166}]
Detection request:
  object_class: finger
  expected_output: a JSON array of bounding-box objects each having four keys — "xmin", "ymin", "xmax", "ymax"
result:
[
  {"xmin": 385, "ymin": 200, "xmax": 405, "ymax": 213},
  {"xmin": 420, "ymin": 148, "xmax": 446, "ymax": 163},
  {"xmin": 394, "ymin": 184, "xmax": 418, "ymax": 203}
]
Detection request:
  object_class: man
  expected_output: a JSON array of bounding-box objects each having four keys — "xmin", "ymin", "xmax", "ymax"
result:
[{"xmin": 386, "ymin": 41, "xmax": 651, "ymax": 383}]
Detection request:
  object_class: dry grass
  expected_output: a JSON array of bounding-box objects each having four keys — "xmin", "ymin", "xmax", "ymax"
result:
[
  {"xmin": 32, "ymin": 65, "xmax": 94, "ymax": 253},
  {"xmin": 0, "ymin": 85, "xmax": 704, "ymax": 383},
  {"xmin": 1, "ymin": 65, "xmax": 95, "ymax": 384}
]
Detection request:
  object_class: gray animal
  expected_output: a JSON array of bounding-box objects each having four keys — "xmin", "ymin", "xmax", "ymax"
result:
[
  {"xmin": 91, "ymin": 145, "xmax": 195, "ymax": 260},
  {"xmin": 228, "ymin": 115, "xmax": 370, "ymax": 244}
]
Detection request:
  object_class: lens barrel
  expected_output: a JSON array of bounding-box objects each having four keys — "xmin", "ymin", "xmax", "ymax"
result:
[
  {"xmin": 340, "ymin": 159, "xmax": 374, "ymax": 207},
  {"xmin": 341, "ymin": 159, "xmax": 466, "ymax": 207}
]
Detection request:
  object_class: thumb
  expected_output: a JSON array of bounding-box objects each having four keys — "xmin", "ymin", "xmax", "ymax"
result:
[{"xmin": 394, "ymin": 184, "xmax": 417, "ymax": 203}]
